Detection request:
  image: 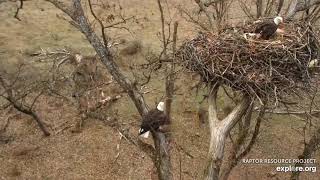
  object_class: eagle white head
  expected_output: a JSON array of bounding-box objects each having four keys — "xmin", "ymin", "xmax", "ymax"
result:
[
  {"xmin": 274, "ymin": 16, "xmax": 283, "ymax": 25},
  {"xmin": 157, "ymin": 101, "xmax": 165, "ymax": 111}
]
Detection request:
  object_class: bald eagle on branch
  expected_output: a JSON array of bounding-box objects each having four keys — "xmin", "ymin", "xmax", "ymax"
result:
[{"xmin": 138, "ymin": 102, "xmax": 170, "ymax": 138}]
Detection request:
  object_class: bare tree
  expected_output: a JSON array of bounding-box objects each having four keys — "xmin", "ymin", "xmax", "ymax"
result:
[
  {"xmin": 219, "ymin": 101, "xmax": 266, "ymax": 180},
  {"xmin": 179, "ymin": 0, "xmax": 233, "ymax": 31},
  {"xmin": 238, "ymin": 0, "xmax": 320, "ymax": 21},
  {"xmin": 0, "ymin": 67, "xmax": 50, "ymax": 136},
  {"xmin": 287, "ymin": 0, "xmax": 320, "ymax": 20},
  {"xmin": 291, "ymin": 127, "xmax": 320, "ymax": 180},
  {"xmin": 177, "ymin": 3, "xmax": 320, "ymax": 177},
  {"xmin": 204, "ymin": 84, "xmax": 253, "ymax": 180},
  {"xmin": 44, "ymin": 0, "xmax": 177, "ymax": 179},
  {"xmin": 238, "ymin": 0, "xmax": 285, "ymax": 18}
]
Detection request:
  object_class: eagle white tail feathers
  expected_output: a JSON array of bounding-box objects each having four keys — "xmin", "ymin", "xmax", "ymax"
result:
[{"xmin": 139, "ymin": 130, "xmax": 150, "ymax": 138}]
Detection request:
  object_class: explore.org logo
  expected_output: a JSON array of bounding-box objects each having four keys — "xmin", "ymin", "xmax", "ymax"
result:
[
  {"xmin": 276, "ymin": 165, "xmax": 317, "ymax": 173},
  {"xmin": 242, "ymin": 158, "xmax": 317, "ymax": 173},
  {"xmin": 242, "ymin": 158, "xmax": 316, "ymax": 164}
]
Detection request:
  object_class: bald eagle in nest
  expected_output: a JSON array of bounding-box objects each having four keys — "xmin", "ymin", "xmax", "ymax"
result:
[
  {"xmin": 254, "ymin": 16, "xmax": 283, "ymax": 40},
  {"xmin": 139, "ymin": 102, "xmax": 169, "ymax": 138}
]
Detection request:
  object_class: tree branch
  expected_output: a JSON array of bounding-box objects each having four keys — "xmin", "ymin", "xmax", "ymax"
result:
[
  {"xmin": 194, "ymin": 0, "xmax": 214, "ymax": 30},
  {"xmin": 208, "ymin": 84, "xmax": 219, "ymax": 122},
  {"xmin": 287, "ymin": 0, "xmax": 320, "ymax": 19},
  {"xmin": 291, "ymin": 126, "xmax": 320, "ymax": 180},
  {"xmin": 222, "ymin": 95, "xmax": 252, "ymax": 135},
  {"xmin": 87, "ymin": 0, "xmax": 109, "ymax": 47},
  {"xmin": 0, "ymin": 74, "xmax": 50, "ymax": 136},
  {"xmin": 236, "ymin": 105, "xmax": 265, "ymax": 161}
]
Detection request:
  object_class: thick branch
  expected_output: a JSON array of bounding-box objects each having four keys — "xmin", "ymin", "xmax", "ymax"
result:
[
  {"xmin": 205, "ymin": 85, "xmax": 251, "ymax": 180},
  {"xmin": 152, "ymin": 2, "xmax": 177, "ymax": 180},
  {"xmin": 165, "ymin": 22, "xmax": 178, "ymax": 118},
  {"xmin": 157, "ymin": 0, "xmax": 167, "ymax": 57},
  {"xmin": 208, "ymin": 85, "xmax": 219, "ymax": 122},
  {"xmin": 153, "ymin": 132, "xmax": 173, "ymax": 180},
  {"xmin": 222, "ymin": 95, "xmax": 251, "ymax": 135},
  {"xmin": 287, "ymin": 0, "xmax": 320, "ymax": 19},
  {"xmin": 291, "ymin": 127, "xmax": 320, "ymax": 180},
  {"xmin": 219, "ymin": 102, "xmax": 254, "ymax": 180},
  {"xmin": 236, "ymin": 106, "xmax": 265, "ymax": 161},
  {"xmin": 194, "ymin": 0, "xmax": 214, "ymax": 30}
]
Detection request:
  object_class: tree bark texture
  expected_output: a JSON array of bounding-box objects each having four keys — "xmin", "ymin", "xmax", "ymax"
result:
[{"xmin": 204, "ymin": 85, "xmax": 251, "ymax": 180}]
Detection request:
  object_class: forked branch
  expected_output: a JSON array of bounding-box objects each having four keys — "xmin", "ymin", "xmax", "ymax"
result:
[{"xmin": 205, "ymin": 83, "xmax": 252, "ymax": 180}]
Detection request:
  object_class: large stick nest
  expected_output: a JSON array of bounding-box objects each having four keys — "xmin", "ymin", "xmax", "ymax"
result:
[{"xmin": 177, "ymin": 21, "xmax": 320, "ymax": 100}]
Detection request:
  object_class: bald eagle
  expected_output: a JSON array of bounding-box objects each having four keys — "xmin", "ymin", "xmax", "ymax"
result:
[
  {"xmin": 139, "ymin": 102, "xmax": 169, "ymax": 138},
  {"xmin": 254, "ymin": 16, "xmax": 283, "ymax": 40}
]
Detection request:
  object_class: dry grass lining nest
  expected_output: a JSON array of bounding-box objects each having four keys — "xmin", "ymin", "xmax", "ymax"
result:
[{"xmin": 177, "ymin": 21, "xmax": 320, "ymax": 100}]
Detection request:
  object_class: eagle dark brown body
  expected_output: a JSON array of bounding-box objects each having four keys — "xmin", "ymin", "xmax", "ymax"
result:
[
  {"xmin": 140, "ymin": 109, "xmax": 169, "ymax": 134},
  {"xmin": 254, "ymin": 16, "xmax": 283, "ymax": 40},
  {"xmin": 139, "ymin": 102, "xmax": 169, "ymax": 137},
  {"xmin": 254, "ymin": 21, "xmax": 278, "ymax": 40}
]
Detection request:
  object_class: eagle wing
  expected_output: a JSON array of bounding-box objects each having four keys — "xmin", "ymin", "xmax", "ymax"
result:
[
  {"xmin": 141, "ymin": 110, "xmax": 169, "ymax": 131},
  {"xmin": 254, "ymin": 21, "xmax": 270, "ymax": 34},
  {"xmin": 254, "ymin": 21, "xmax": 278, "ymax": 39}
]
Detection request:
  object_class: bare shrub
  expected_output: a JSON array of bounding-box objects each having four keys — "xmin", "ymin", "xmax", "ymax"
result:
[{"xmin": 179, "ymin": 0, "xmax": 234, "ymax": 31}]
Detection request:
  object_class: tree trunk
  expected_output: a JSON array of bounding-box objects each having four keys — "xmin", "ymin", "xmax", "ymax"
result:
[
  {"xmin": 291, "ymin": 127, "xmax": 320, "ymax": 180},
  {"xmin": 287, "ymin": 0, "xmax": 320, "ymax": 19},
  {"xmin": 205, "ymin": 129, "xmax": 225, "ymax": 180},
  {"xmin": 154, "ymin": 132, "xmax": 173, "ymax": 180},
  {"xmin": 46, "ymin": 1, "xmax": 173, "ymax": 179},
  {"xmin": 256, "ymin": 0, "xmax": 263, "ymax": 18},
  {"xmin": 204, "ymin": 86, "xmax": 251, "ymax": 180},
  {"xmin": 219, "ymin": 103, "xmax": 254, "ymax": 180}
]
